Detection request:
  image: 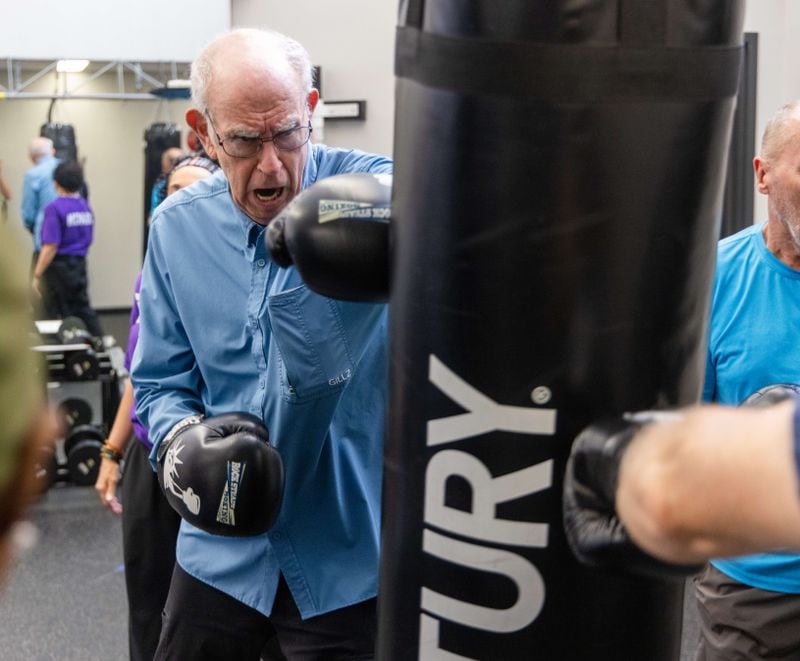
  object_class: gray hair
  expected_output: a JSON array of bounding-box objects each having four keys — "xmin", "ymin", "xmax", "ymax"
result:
[
  {"xmin": 760, "ymin": 101, "xmax": 800, "ymax": 163},
  {"xmin": 191, "ymin": 28, "xmax": 313, "ymax": 113},
  {"xmin": 29, "ymin": 137, "xmax": 54, "ymax": 160}
]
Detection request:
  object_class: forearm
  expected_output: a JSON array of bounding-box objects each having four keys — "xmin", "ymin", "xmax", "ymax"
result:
[
  {"xmin": 106, "ymin": 379, "xmax": 135, "ymax": 452},
  {"xmin": 0, "ymin": 177, "xmax": 11, "ymax": 201},
  {"xmin": 617, "ymin": 401, "xmax": 800, "ymax": 563}
]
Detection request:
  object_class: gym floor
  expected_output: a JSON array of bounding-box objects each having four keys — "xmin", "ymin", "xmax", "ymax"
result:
[
  {"xmin": 0, "ymin": 484, "xmax": 127, "ymax": 660},
  {"xmin": 0, "ymin": 482, "xmax": 704, "ymax": 660},
  {"xmin": 0, "ymin": 309, "xmax": 703, "ymax": 660}
]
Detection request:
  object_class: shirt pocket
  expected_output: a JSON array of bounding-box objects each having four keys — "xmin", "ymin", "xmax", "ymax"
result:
[{"xmin": 267, "ymin": 285, "xmax": 355, "ymax": 402}]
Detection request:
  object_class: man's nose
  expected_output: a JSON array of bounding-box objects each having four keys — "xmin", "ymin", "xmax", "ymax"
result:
[{"xmin": 256, "ymin": 141, "xmax": 282, "ymax": 173}]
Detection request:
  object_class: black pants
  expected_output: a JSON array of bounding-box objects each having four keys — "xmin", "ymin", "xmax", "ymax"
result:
[
  {"xmin": 121, "ymin": 440, "xmax": 181, "ymax": 661},
  {"xmin": 155, "ymin": 565, "xmax": 377, "ymax": 661},
  {"xmin": 41, "ymin": 254, "xmax": 103, "ymax": 337}
]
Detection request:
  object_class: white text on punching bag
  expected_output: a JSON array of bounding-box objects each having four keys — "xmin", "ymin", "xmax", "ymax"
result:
[{"xmin": 419, "ymin": 355, "xmax": 557, "ymax": 660}]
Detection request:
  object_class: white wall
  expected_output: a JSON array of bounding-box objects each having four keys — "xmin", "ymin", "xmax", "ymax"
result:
[
  {"xmin": 744, "ymin": 0, "xmax": 800, "ymax": 223},
  {"xmin": 231, "ymin": 0, "xmax": 397, "ymax": 157}
]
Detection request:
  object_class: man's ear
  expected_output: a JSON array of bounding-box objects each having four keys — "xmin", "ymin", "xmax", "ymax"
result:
[
  {"xmin": 307, "ymin": 89, "xmax": 320, "ymax": 116},
  {"xmin": 186, "ymin": 108, "xmax": 218, "ymax": 160},
  {"xmin": 754, "ymin": 156, "xmax": 769, "ymax": 196}
]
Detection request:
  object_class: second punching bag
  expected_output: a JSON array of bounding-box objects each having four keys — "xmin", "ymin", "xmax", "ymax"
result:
[
  {"xmin": 40, "ymin": 122, "xmax": 78, "ymax": 162},
  {"xmin": 380, "ymin": 1, "xmax": 744, "ymax": 660}
]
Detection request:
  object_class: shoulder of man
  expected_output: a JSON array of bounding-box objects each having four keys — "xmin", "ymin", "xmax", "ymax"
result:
[{"xmin": 310, "ymin": 142, "xmax": 393, "ymax": 177}]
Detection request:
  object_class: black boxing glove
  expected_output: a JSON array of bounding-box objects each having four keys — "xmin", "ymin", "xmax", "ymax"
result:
[
  {"xmin": 741, "ymin": 383, "xmax": 800, "ymax": 408},
  {"xmin": 563, "ymin": 413, "xmax": 702, "ymax": 579},
  {"xmin": 265, "ymin": 172, "xmax": 392, "ymax": 302},
  {"xmin": 156, "ymin": 412, "xmax": 284, "ymax": 536}
]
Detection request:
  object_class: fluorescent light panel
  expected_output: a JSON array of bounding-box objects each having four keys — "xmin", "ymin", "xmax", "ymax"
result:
[{"xmin": 56, "ymin": 59, "xmax": 90, "ymax": 73}]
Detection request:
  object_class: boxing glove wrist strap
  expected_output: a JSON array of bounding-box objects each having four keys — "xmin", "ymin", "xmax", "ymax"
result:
[{"xmin": 158, "ymin": 414, "xmax": 204, "ymax": 461}]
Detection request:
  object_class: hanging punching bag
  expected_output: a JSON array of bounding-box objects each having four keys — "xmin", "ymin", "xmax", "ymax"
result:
[
  {"xmin": 379, "ymin": 1, "xmax": 744, "ymax": 659},
  {"xmin": 142, "ymin": 122, "xmax": 181, "ymax": 250},
  {"xmin": 40, "ymin": 123, "xmax": 77, "ymax": 162}
]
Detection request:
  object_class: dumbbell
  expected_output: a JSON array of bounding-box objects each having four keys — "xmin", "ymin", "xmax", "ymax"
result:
[
  {"xmin": 56, "ymin": 398, "xmax": 93, "ymax": 433},
  {"xmin": 64, "ymin": 350, "xmax": 100, "ymax": 381},
  {"xmin": 63, "ymin": 425, "xmax": 104, "ymax": 487},
  {"xmin": 57, "ymin": 316, "xmax": 103, "ymax": 352}
]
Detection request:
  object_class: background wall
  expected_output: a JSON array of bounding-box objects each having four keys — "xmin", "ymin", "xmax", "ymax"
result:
[
  {"xmin": 0, "ymin": 1, "xmax": 795, "ymax": 310},
  {"xmin": 744, "ymin": 0, "xmax": 800, "ymax": 223},
  {"xmin": 231, "ymin": 0, "xmax": 397, "ymax": 157}
]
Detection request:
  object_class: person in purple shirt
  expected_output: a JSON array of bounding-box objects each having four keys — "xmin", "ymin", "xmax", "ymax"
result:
[
  {"xmin": 93, "ymin": 155, "xmax": 219, "ymax": 661},
  {"xmin": 31, "ymin": 160, "xmax": 102, "ymax": 337}
]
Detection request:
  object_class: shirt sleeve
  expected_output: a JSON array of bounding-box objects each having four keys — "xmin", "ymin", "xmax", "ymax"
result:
[
  {"xmin": 20, "ymin": 172, "xmax": 39, "ymax": 231},
  {"xmin": 39, "ymin": 201, "xmax": 62, "ymax": 246},
  {"xmin": 131, "ymin": 220, "xmax": 204, "ymax": 461}
]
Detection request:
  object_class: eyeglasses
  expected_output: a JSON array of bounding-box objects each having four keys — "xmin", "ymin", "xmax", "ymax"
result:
[{"xmin": 205, "ymin": 112, "xmax": 313, "ymax": 159}]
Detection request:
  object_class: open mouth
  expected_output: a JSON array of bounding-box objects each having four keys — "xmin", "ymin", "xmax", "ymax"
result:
[{"xmin": 255, "ymin": 187, "xmax": 284, "ymax": 202}]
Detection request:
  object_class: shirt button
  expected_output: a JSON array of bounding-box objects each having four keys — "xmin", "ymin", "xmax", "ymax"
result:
[
  {"xmin": 273, "ymin": 532, "xmax": 283, "ymax": 541},
  {"xmin": 259, "ymin": 381, "xmax": 266, "ymax": 389},
  {"xmin": 256, "ymin": 259, "xmax": 266, "ymax": 268}
]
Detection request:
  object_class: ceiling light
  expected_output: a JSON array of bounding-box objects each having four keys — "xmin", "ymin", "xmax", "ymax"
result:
[{"xmin": 56, "ymin": 59, "xmax": 90, "ymax": 73}]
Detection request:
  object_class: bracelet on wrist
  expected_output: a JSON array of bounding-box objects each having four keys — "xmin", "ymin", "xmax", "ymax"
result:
[{"xmin": 100, "ymin": 443, "xmax": 123, "ymax": 463}]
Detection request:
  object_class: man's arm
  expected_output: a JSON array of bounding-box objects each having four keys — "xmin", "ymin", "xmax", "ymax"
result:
[
  {"xmin": 31, "ymin": 243, "xmax": 58, "ymax": 297},
  {"xmin": 131, "ymin": 221, "xmax": 204, "ymax": 463},
  {"xmin": 617, "ymin": 400, "xmax": 800, "ymax": 563},
  {"xmin": 20, "ymin": 172, "xmax": 38, "ymax": 232}
]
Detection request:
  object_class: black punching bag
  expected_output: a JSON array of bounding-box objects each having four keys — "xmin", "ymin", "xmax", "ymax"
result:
[
  {"xmin": 379, "ymin": 1, "xmax": 744, "ymax": 660},
  {"xmin": 143, "ymin": 122, "xmax": 181, "ymax": 249},
  {"xmin": 40, "ymin": 123, "xmax": 77, "ymax": 162}
]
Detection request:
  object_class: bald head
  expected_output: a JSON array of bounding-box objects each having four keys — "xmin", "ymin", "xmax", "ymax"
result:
[
  {"xmin": 28, "ymin": 137, "xmax": 54, "ymax": 162},
  {"xmin": 190, "ymin": 28, "xmax": 313, "ymax": 114},
  {"xmin": 759, "ymin": 102, "xmax": 800, "ymax": 165}
]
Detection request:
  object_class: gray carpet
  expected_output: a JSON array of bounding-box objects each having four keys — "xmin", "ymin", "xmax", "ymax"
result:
[
  {"xmin": 0, "ymin": 484, "xmax": 127, "ymax": 661},
  {"xmin": 0, "ymin": 481, "xmax": 703, "ymax": 661}
]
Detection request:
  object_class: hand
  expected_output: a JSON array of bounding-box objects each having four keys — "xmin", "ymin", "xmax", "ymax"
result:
[
  {"xmin": 563, "ymin": 414, "xmax": 701, "ymax": 579},
  {"xmin": 265, "ymin": 172, "xmax": 392, "ymax": 302},
  {"xmin": 94, "ymin": 456, "xmax": 123, "ymax": 514},
  {"xmin": 31, "ymin": 276, "xmax": 42, "ymax": 298},
  {"xmin": 157, "ymin": 413, "xmax": 284, "ymax": 536}
]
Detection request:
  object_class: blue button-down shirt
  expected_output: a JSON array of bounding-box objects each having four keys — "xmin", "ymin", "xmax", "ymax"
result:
[
  {"xmin": 132, "ymin": 143, "xmax": 392, "ymax": 618},
  {"xmin": 21, "ymin": 155, "xmax": 59, "ymax": 251}
]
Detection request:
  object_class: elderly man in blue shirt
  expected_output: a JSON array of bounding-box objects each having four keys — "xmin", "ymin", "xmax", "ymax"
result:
[
  {"xmin": 132, "ymin": 27, "xmax": 392, "ymax": 660},
  {"xmin": 21, "ymin": 137, "xmax": 59, "ymax": 256}
]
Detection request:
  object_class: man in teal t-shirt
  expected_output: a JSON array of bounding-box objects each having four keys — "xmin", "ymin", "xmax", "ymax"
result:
[{"xmin": 699, "ymin": 100, "xmax": 800, "ymax": 660}]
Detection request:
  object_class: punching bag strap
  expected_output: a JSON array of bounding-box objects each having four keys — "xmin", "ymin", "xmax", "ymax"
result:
[{"xmin": 395, "ymin": 26, "xmax": 742, "ymax": 102}]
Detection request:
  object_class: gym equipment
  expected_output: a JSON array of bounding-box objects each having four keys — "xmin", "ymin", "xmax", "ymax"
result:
[
  {"xmin": 157, "ymin": 413, "xmax": 284, "ymax": 536},
  {"xmin": 64, "ymin": 350, "xmax": 100, "ymax": 381},
  {"xmin": 379, "ymin": 1, "xmax": 744, "ymax": 659},
  {"xmin": 742, "ymin": 383, "xmax": 800, "ymax": 408},
  {"xmin": 40, "ymin": 122, "xmax": 78, "ymax": 162},
  {"xmin": 563, "ymin": 414, "xmax": 702, "ymax": 579},
  {"xmin": 33, "ymin": 319, "xmax": 124, "ymax": 488},
  {"xmin": 64, "ymin": 425, "xmax": 103, "ymax": 487},
  {"xmin": 56, "ymin": 316, "xmax": 101, "ymax": 351},
  {"xmin": 265, "ymin": 172, "xmax": 392, "ymax": 301},
  {"xmin": 56, "ymin": 397, "xmax": 93, "ymax": 432},
  {"xmin": 143, "ymin": 122, "xmax": 181, "ymax": 252}
]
